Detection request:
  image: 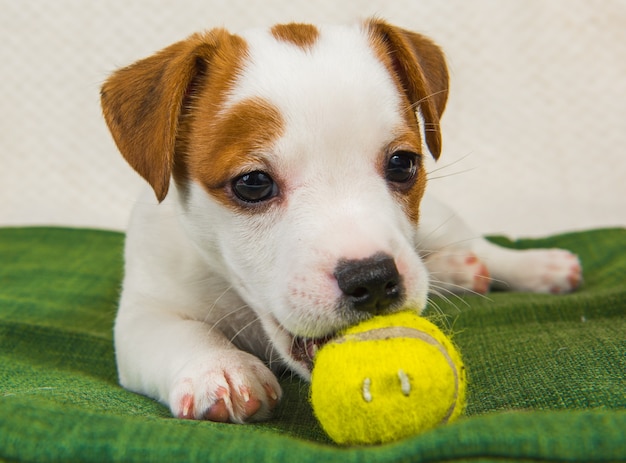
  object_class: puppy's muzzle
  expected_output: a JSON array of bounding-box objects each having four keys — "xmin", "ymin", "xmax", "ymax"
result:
[{"xmin": 334, "ymin": 253, "xmax": 404, "ymax": 314}]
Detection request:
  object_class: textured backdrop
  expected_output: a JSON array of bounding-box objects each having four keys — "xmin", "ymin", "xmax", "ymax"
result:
[{"xmin": 1, "ymin": 0, "xmax": 625, "ymax": 236}]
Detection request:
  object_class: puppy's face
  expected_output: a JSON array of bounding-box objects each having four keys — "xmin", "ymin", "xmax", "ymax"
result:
[{"xmin": 102, "ymin": 20, "xmax": 448, "ymax": 377}]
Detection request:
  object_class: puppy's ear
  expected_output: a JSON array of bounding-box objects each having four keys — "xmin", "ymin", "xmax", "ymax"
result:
[
  {"xmin": 367, "ymin": 19, "xmax": 449, "ymax": 160},
  {"xmin": 101, "ymin": 30, "xmax": 243, "ymax": 202}
]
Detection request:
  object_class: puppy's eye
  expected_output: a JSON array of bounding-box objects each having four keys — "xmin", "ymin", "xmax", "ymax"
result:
[
  {"xmin": 385, "ymin": 151, "xmax": 420, "ymax": 184},
  {"xmin": 232, "ymin": 171, "xmax": 278, "ymax": 203}
]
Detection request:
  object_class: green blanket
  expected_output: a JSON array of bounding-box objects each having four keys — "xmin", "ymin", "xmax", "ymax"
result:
[{"xmin": 1, "ymin": 227, "xmax": 625, "ymax": 462}]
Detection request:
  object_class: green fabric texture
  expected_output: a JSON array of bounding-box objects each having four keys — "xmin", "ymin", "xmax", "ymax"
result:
[{"xmin": 1, "ymin": 226, "xmax": 625, "ymax": 462}]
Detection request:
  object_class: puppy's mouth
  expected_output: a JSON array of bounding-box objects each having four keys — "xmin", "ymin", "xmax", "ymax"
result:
[
  {"xmin": 290, "ymin": 334, "xmax": 335, "ymax": 371},
  {"xmin": 264, "ymin": 315, "xmax": 342, "ymax": 377}
]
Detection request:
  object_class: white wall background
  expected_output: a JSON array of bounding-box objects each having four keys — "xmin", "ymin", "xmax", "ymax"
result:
[{"xmin": 1, "ymin": 0, "xmax": 625, "ymax": 237}]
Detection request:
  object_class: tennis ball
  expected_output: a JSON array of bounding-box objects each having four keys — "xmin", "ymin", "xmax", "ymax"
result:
[{"xmin": 310, "ymin": 311, "xmax": 466, "ymax": 446}]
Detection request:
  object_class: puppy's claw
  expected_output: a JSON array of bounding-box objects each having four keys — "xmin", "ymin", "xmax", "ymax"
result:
[
  {"xmin": 178, "ymin": 394, "xmax": 195, "ymax": 419},
  {"xmin": 240, "ymin": 385, "xmax": 251, "ymax": 403},
  {"xmin": 239, "ymin": 386, "xmax": 262, "ymax": 417},
  {"xmin": 264, "ymin": 383, "xmax": 280, "ymax": 409}
]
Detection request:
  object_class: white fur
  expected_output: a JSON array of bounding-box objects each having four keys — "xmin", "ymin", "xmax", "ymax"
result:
[{"xmin": 113, "ymin": 23, "xmax": 582, "ymax": 423}]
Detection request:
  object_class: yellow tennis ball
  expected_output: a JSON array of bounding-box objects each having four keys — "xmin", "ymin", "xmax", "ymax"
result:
[{"xmin": 310, "ymin": 311, "xmax": 466, "ymax": 446}]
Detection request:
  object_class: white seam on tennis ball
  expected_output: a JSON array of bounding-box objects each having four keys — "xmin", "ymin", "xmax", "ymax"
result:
[
  {"xmin": 362, "ymin": 377, "xmax": 373, "ymax": 402},
  {"xmin": 398, "ymin": 369, "xmax": 411, "ymax": 396}
]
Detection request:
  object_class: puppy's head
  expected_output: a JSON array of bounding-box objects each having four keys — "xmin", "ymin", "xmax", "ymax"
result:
[{"xmin": 101, "ymin": 19, "xmax": 448, "ymax": 378}]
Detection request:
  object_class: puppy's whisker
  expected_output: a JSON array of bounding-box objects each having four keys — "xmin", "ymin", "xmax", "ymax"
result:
[
  {"xmin": 428, "ymin": 285, "xmax": 471, "ymax": 309},
  {"xmin": 425, "ymin": 296, "xmax": 446, "ymax": 317},
  {"xmin": 205, "ymin": 303, "xmax": 252, "ymax": 337},
  {"xmin": 424, "ymin": 254, "xmax": 510, "ymax": 290},
  {"xmin": 413, "ymin": 208, "xmax": 489, "ymax": 252},
  {"xmin": 228, "ymin": 316, "xmax": 264, "ymax": 345},
  {"xmin": 427, "ymin": 166, "xmax": 479, "ymax": 181},
  {"xmin": 202, "ymin": 285, "xmax": 236, "ymax": 323},
  {"xmin": 265, "ymin": 310, "xmax": 299, "ymax": 371},
  {"xmin": 427, "ymin": 269, "xmax": 490, "ymax": 279},
  {"xmin": 413, "ymin": 217, "xmax": 459, "ymax": 251},
  {"xmin": 417, "ymin": 233, "xmax": 486, "ymax": 255},
  {"xmin": 407, "ymin": 88, "xmax": 449, "ymax": 112},
  {"xmin": 423, "ymin": 299, "xmax": 456, "ymax": 331},
  {"xmin": 426, "ymin": 151, "xmax": 475, "ymax": 176},
  {"xmin": 430, "ymin": 280, "xmax": 494, "ymax": 301}
]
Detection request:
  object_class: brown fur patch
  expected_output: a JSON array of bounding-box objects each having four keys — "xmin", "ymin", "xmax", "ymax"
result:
[
  {"xmin": 366, "ymin": 19, "xmax": 449, "ymax": 224},
  {"xmin": 187, "ymin": 97, "xmax": 285, "ymax": 209},
  {"xmin": 101, "ymin": 29, "xmax": 249, "ymax": 202},
  {"xmin": 385, "ymin": 130, "xmax": 427, "ymax": 224},
  {"xmin": 366, "ymin": 19, "xmax": 448, "ymax": 160},
  {"xmin": 271, "ymin": 23, "xmax": 320, "ymax": 50}
]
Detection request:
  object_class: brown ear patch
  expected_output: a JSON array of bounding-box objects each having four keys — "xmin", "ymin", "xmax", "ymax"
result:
[
  {"xmin": 101, "ymin": 29, "xmax": 249, "ymax": 202},
  {"xmin": 271, "ymin": 23, "xmax": 320, "ymax": 50},
  {"xmin": 366, "ymin": 19, "xmax": 449, "ymax": 161}
]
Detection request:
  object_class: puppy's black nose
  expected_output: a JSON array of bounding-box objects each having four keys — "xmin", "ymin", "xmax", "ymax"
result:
[{"xmin": 334, "ymin": 253, "xmax": 404, "ymax": 314}]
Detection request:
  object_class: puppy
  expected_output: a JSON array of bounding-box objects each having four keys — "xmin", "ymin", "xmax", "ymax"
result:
[{"xmin": 101, "ymin": 19, "xmax": 582, "ymax": 423}]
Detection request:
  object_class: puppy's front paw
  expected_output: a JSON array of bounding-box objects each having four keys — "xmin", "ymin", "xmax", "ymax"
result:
[
  {"xmin": 507, "ymin": 249, "xmax": 582, "ymax": 294},
  {"xmin": 169, "ymin": 351, "xmax": 282, "ymax": 423},
  {"xmin": 425, "ymin": 250, "xmax": 491, "ymax": 295}
]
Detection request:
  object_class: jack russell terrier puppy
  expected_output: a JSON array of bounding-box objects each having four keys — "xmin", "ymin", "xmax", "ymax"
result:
[{"xmin": 101, "ymin": 18, "xmax": 582, "ymax": 423}]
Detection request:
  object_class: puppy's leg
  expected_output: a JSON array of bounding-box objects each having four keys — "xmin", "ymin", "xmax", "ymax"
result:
[
  {"xmin": 473, "ymin": 240, "xmax": 582, "ymax": 294},
  {"xmin": 115, "ymin": 306, "xmax": 281, "ymax": 422},
  {"xmin": 417, "ymin": 195, "xmax": 582, "ymax": 294},
  {"xmin": 116, "ymin": 197, "xmax": 282, "ymax": 422}
]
